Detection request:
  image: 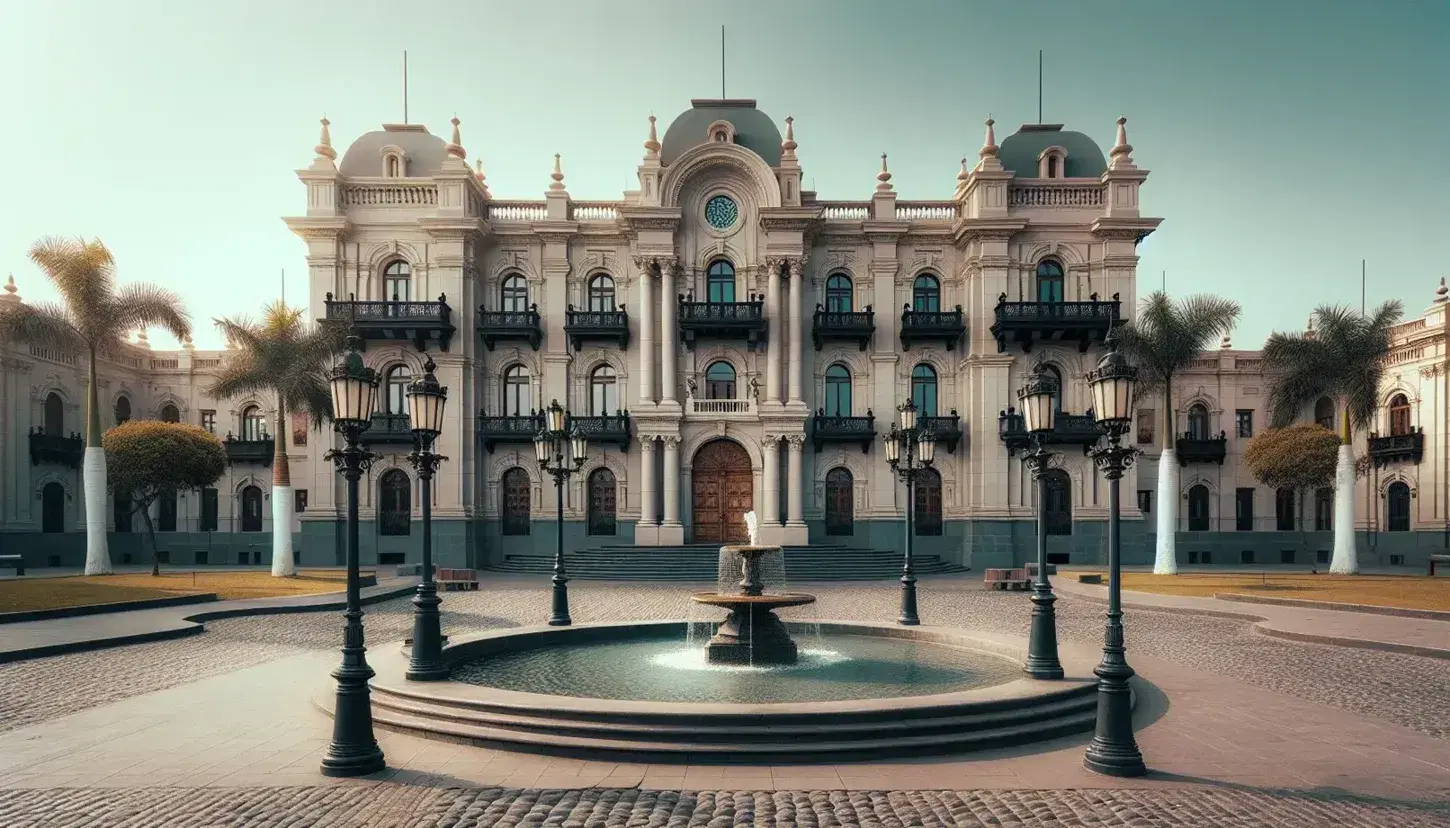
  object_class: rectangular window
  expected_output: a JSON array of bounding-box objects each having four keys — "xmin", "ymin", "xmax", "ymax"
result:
[
  {"xmin": 1316, "ymin": 549, "xmax": 1330, "ymax": 565},
  {"xmin": 1235, "ymin": 409, "xmax": 1253, "ymax": 438},
  {"xmin": 294, "ymin": 490, "xmax": 308, "ymax": 512},
  {"xmin": 1235, "ymin": 488, "xmax": 1255, "ymax": 531},
  {"xmin": 158, "ymin": 492, "xmax": 177, "ymax": 532},
  {"xmin": 1240, "ymin": 550, "xmax": 1255, "ymax": 565},
  {"xmin": 200, "ymin": 488, "xmax": 218, "ymax": 532},
  {"xmin": 1275, "ymin": 489, "xmax": 1296, "ymax": 531},
  {"xmin": 1135, "ymin": 409, "xmax": 1155, "ymax": 445},
  {"xmin": 200, "ymin": 410, "xmax": 216, "ymax": 434},
  {"xmin": 1137, "ymin": 490, "xmax": 1152, "ymax": 514}
]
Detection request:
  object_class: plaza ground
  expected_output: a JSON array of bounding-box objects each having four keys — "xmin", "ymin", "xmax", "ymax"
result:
[
  {"xmin": 0, "ymin": 574, "xmax": 1447, "ymax": 826},
  {"xmin": 0, "ymin": 569, "xmax": 365, "ymax": 613},
  {"xmin": 1076, "ymin": 570, "xmax": 1450, "ymax": 612}
]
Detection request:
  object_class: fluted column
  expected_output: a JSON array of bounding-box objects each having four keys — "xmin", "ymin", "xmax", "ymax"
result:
[
  {"xmin": 661, "ymin": 435, "xmax": 681, "ymax": 527},
  {"xmin": 787, "ymin": 258, "xmax": 805, "ymax": 404},
  {"xmin": 636, "ymin": 258, "xmax": 656, "ymax": 407},
  {"xmin": 765, "ymin": 258, "xmax": 782, "ymax": 404},
  {"xmin": 786, "ymin": 434, "xmax": 806, "ymax": 527},
  {"xmin": 661, "ymin": 261, "xmax": 679, "ymax": 403},
  {"xmin": 762, "ymin": 435, "xmax": 781, "ymax": 526}
]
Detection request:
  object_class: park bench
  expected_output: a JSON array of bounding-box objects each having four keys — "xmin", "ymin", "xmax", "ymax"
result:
[
  {"xmin": 1024, "ymin": 562, "xmax": 1057, "ymax": 578},
  {"xmin": 436, "ymin": 568, "xmax": 478, "ymax": 591},
  {"xmin": 0, "ymin": 554, "xmax": 23, "ymax": 576},
  {"xmin": 984, "ymin": 567, "xmax": 1031, "ymax": 590},
  {"xmin": 1430, "ymin": 554, "xmax": 1450, "ymax": 577}
]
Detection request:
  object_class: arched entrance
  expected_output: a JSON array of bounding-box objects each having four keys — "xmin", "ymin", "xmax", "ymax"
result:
[
  {"xmin": 240, "ymin": 486, "xmax": 263, "ymax": 532},
  {"xmin": 41, "ymin": 482, "xmax": 65, "ymax": 533},
  {"xmin": 587, "ymin": 468, "xmax": 617, "ymax": 535},
  {"xmin": 692, "ymin": 439, "xmax": 753, "ymax": 543}
]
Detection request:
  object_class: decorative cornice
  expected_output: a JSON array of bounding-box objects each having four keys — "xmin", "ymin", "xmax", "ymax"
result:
[
  {"xmin": 759, "ymin": 205, "xmax": 821, "ymax": 233},
  {"xmin": 618, "ymin": 206, "xmax": 682, "ymax": 236},
  {"xmin": 282, "ymin": 216, "xmax": 350, "ymax": 241},
  {"xmin": 1090, "ymin": 216, "xmax": 1163, "ymax": 243},
  {"xmin": 416, "ymin": 217, "xmax": 487, "ymax": 241},
  {"xmin": 951, "ymin": 217, "xmax": 1027, "ymax": 245}
]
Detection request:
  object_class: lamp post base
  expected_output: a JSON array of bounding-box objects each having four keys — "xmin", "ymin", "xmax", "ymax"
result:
[
  {"xmin": 406, "ymin": 583, "xmax": 449, "ymax": 681},
  {"xmin": 320, "ymin": 665, "xmax": 385, "ymax": 778},
  {"xmin": 1025, "ymin": 586, "xmax": 1065, "ymax": 680},
  {"xmin": 548, "ymin": 576, "xmax": 572, "ymax": 626},
  {"xmin": 897, "ymin": 575, "xmax": 920, "ymax": 626},
  {"xmin": 1083, "ymin": 663, "xmax": 1145, "ymax": 777}
]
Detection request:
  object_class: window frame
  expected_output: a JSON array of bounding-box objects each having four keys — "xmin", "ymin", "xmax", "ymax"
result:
[
  {"xmin": 824, "ymin": 364, "xmax": 852, "ymax": 416},
  {"xmin": 912, "ymin": 274, "xmax": 941, "ymax": 313},
  {"xmin": 706, "ymin": 260, "xmax": 736, "ymax": 304}
]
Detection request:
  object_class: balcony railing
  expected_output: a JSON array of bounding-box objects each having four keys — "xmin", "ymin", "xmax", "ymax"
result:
[
  {"xmin": 478, "ymin": 411, "xmax": 543, "ymax": 452},
  {"xmin": 1176, "ymin": 432, "xmax": 1228, "ymax": 465},
  {"xmin": 989, "ymin": 295, "xmax": 1121, "ymax": 354},
  {"xmin": 564, "ymin": 307, "xmax": 629, "ymax": 350},
  {"xmin": 1368, "ymin": 428, "xmax": 1424, "ymax": 466},
  {"xmin": 323, "ymin": 293, "xmax": 456, "ymax": 352},
  {"xmin": 900, "ymin": 306, "xmax": 966, "ymax": 351},
  {"xmin": 812, "ymin": 306, "xmax": 875, "ymax": 351},
  {"xmin": 685, "ymin": 397, "xmax": 759, "ymax": 421},
  {"xmin": 811, "ymin": 411, "xmax": 876, "ymax": 453},
  {"xmin": 359, "ymin": 413, "xmax": 415, "ymax": 449},
  {"xmin": 920, "ymin": 413, "xmax": 964, "ymax": 454},
  {"xmin": 678, "ymin": 298, "xmax": 767, "ymax": 351},
  {"xmin": 28, "ymin": 429, "xmax": 84, "ymax": 468},
  {"xmin": 998, "ymin": 408, "xmax": 1102, "ymax": 455},
  {"xmin": 566, "ymin": 412, "xmax": 633, "ymax": 451},
  {"xmin": 222, "ymin": 435, "xmax": 274, "ymax": 466},
  {"xmin": 477, "ymin": 305, "xmax": 543, "ymax": 351}
]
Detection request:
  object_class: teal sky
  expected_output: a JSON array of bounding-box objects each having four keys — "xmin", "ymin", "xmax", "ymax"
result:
[{"xmin": 2, "ymin": 0, "xmax": 1446, "ymax": 349}]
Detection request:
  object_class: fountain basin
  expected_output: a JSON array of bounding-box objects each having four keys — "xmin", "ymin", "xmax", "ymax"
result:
[{"xmin": 690, "ymin": 592, "xmax": 818, "ymax": 666}]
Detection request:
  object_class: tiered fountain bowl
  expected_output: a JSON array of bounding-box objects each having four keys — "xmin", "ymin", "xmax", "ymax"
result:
[{"xmin": 690, "ymin": 544, "xmax": 816, "ymax": 665}]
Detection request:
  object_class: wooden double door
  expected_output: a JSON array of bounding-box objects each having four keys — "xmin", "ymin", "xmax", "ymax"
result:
[{"xmin": 692, "ymin": 439, "xmax": 753, "ymax": 544}]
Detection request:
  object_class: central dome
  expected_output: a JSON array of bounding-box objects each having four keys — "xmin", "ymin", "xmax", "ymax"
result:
[{"xmin": 660, "ymin": 99, "xmax": 783, "ymax": 168}]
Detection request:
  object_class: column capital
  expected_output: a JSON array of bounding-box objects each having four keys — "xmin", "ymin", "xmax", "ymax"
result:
[
  {"xmin": 763, "ymin": 256, "xmax": 786, "ymax": 273},
  {"xmin": 638, "ymin": 433, "xmax": 658, "ymax": 450},
  {"xmin": 787, "ymin": 256, "xmax": 807, "ymax": 278},
  {"xmin": 660, "ymin": 435, "xmax": 681, "ymax": 448},
  {"xmin": 630, "ymin": 255, "xmax": 660, "ymax": 275},
  {"xmin": 785, "ymin": 433, "xmax": 807, "ymax": 449},
  {"xmin": 663, "ymin": 258, "xmax": 684, "ymax": 277},
  {"xmin": 762, "ymin": 433, "xmax": 783, "ymax": 447}
]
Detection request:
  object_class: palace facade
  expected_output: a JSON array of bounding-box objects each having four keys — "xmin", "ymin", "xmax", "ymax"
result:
[{"xmin": 2, "ymin": 97, "xmax": 1441, "ymax": 573}]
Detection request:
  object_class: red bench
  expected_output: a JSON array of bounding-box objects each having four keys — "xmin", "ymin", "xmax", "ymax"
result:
[
  {"xmin": 435, "ymin": 568, "xmax": 478, "ymax": 591},
  {"xmin": 984, "ymin": 568, "xmax": 1031, "ymax": 590}
]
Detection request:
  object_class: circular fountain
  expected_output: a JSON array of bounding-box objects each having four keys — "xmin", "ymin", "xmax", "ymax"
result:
[{"xmin": 690, "ymin": 543, "xmax": 816, "ymax": 665}]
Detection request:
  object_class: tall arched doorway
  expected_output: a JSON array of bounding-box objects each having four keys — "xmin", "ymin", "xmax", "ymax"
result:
[
  {"xmin": 824, "ymin": 467, "xmax": 853, "ymax": 536},
  {"xmin": 240, "ymin": 486, "xmax": 263, "ymax": 532},
  {"xmin": 692, "ymin": 439, "xmax": 753, "ymax": 543},
  {"xmin": 41, "ymin": 482, "xmax": 65, "ymax": 533},
  {"xmin": 587, "ymin": 468, "xmax": 617, "ymax": 535}
]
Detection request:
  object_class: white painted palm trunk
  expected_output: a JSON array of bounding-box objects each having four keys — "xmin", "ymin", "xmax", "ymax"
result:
[
  {"xmin": 1331, "ymin": 445, "xmax": 1358, "ymax": 574},
  {"xmin": 82, "ymin": 447, "xmax": 112, "ymax": 575},
  {"xmin": 1153, "ymin": 449, "xmax": 1179, "ymax": 574},
  {"xmin": 271, "ymin": 485, "xmax": 295, "ymax": 577}
]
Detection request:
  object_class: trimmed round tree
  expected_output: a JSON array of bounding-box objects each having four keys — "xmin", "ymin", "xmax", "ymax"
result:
[
  {"xmin": 1243, "ymin": 424, "xmax": 1340, "ymax": 560},
  {"xmin": 103, "ymin": 421, "xmax": 227, "ymax": 576}
]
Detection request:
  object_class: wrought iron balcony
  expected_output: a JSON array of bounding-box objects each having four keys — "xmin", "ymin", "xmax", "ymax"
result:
[
  {"xmin": 1368, "ymin": 428, "xmax": 1424, "ymax": 466},
  {"xmin": 566, "ymin": 412, "xmax": 633, "ymax": 451},
  {"xmin": 811, "ymin": 411, "xmax": 877, "ymax": 453},
  {"xmin": 1176, "ymin": 432, "xmax": 1228, "ymax": 465},
  {"xmin": 900, "ymin": 306, "xmax": 966, "ymax": 351},
  {"xmin": 359, "ymin": 413, "xmax": 414, "ymax": 449},
  {"xmin": 678, "ymin": 297, "xmax": 767, "ymax": 351},
  {"xmin": 812, "ymin": 306, "xmax": 875, "ymax": 351},
  {"xmin": 920, "ymin": 413, "xmax": 964, "ymax": 454},
  {"xmin": 322, "ymin": 292, "xmax": 456, "ymax": 352},
  {"xmin": 477, "ymin": 305, "xmax": 543, "ymax": 351},
  {"xmin": 998, "ymin": 408, "xmax": 1102, "ymax": 455},
  {"xmin": 222, "ymin": 434, "xmax": 274, "ymax": 466},
  {"xmin": 28, "ymin": 429, "xmax": 84, "ymax": 468},
  {"xmin": 564, "ymin": 307, "xmax": 629, "ymax": 350},
  {"xmin": 989, "ymin": 294, "xmax": 1120, "ymax": 354},
  {"xmin": 478, "ymin": 411, "xmax": 543, "ymax": 453}
]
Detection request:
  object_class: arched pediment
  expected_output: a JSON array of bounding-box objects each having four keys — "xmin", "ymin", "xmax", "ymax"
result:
[{"xmin": 661, "ymin": 142, "xmax": 782, "ymax": 210}]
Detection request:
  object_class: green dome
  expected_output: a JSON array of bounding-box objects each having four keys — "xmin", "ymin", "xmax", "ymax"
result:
[
  {"xmin": 997, "ymin": 124, "xmax": 1107, "ymax": 179},
  {"xmin": 660, "ymin": 99, "xmax": 783, "ymax": 167}
]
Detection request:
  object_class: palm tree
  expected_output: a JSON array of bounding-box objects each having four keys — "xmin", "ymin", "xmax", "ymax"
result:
[
  {"xmin": 0, "ymin": 238, "xmax": 190, "ymax": 575},
  {"xmin": 209, "ymin": 301, "xmax": 341, "ymax": 576},
  {"xmin": 1114, "ymin": 291, "xmax": 1241, "ymax": 574},
  {"xmin": 1262, "ymin": 302, "xmax": 1404, "ymax": 574}
]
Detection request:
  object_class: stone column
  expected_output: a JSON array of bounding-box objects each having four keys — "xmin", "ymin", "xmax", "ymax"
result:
[
  {"xmin": 661, "ymin": 261, "xmax": 679, "ymax": 404},
  {"xmin": 636, "ymin": 258, "xmax": 655, "ymax": 407},
  {"xmin": 660, "ymin": 435, "xmax": 683, "ymax": 543},
  {"xmin": 787, "ymin": 258, "xmax": 805, "ymax": 405},
  {"xmin": 761, "ymin": 435, "xmax": 780, "ymax": 526},
  {"xmin": 786, "ymin": 434, "xmax": 806, "ymax": 528},
  {"xmin": 637, "ymin": 433, "xmax": 657, "ymax": 545},
  {"xmin": 765, "ymin": 258, "xmax": 782, "ymax": 404}
]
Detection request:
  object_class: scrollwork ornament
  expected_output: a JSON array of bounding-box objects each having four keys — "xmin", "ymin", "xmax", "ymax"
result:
[{"xmin": 785, "ymin": 433, "xmax": 807, "ymax": 449}]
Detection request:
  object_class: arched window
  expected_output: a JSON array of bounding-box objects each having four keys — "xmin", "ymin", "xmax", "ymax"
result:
[
  {"xmin": 384, "ymin": 366, "xmax": 411, "ymax": 416},
  {"xmin": 1187, "ymin": 485, "xmax": 1210, "ymax": 532},
  {"xmin": 43, "ymin": 392, "xmax": 63, "ymax": 436},
  {"xmin": 503, "ymin": 365, "xmax": 531, "ymax": 416},
  {"xmin": 241, "ymin": 405, "xmax": 265, "ymax": 441},
  {"xmin": 1042, "ymin": 365, "xmax": 1064, "ymax": 413},
  {"xmin": 1314, "ymin": 397, "xmax": 1334, "ymax": 430},
  {"xmin": 914, "ymin": 467, "xmax": 943, "ymax": 536},
  {"xmin": 385, "ymin": 155, "xmax": 400, "ymax": 178},
  {"xmin": 115, "ymin": 396, "xmax": 131, "ymax": 426},
  {"xmin": 1315, "ymin": 487, "xmax": 1333, "ymax": 531},
  {"xmin": 912, "ymin": 274, "xmax": 941, "ymax": 313},
  {"xmin": 705, "ymin": 361, "xmax": 736, "ymax": 400},
  {"xmin": 1389, "ymin": 394, "xmax": 1412, "ymax": 436},
  {"xmin": 1043, "ymin": 469, "xmax": 1071, "ymax": 536},
  {"xmin": 502, "ymin": 467, "xmax": 531, "ymax": 535},
  {"xmin": 824, "ymin": 364, "xmax": 852, "ymax": 416},
  {"xmin": 158, "ymin": 490, "xmax": 177, "ymax": 532},
  {"xmin": 707, "ymin": 260, "xmax": 736, "ymax": 303},
  {"xmin": 41, "ymin": 482, "xmax": 64, "ymax": 533},
  {"xmin": 825, "ymin": 467, "xmax": 854, "ymax": 535},
  {"xmin": 501, "ymin": 274, "xmax": 529, "ymax": 313},
  {"xmin": 1046, "ymin": 156, "xmax": 1060, "ymax": 179},
  {"xmin": 825, "ymin": 273, "xmax": 853, "ymax": 313},
  {"xmin": 587, "ymin": 274, "xmax": 616, "ymax": 312},
  {"xmin": 379, "ymin": 469, "xmax": 411, "ymax": 536},
  {"xmin": 1275, "ymin": 487, "xmax": 1296, "ymax": 531},
  {"xmin": 587, "ymin": 468, "xmax": 617, "ymax": 536},
  {"xmin": 590, "ymin": 365, "xmax": 619, "ymax": 414},
  {"xmin": 240, "ymin": 485, "xmax": 263, "ymax": 532},
  {"xmin": 160, "ymin": 403, "xmax": 180, "ymax": 424},
  {"xmin": 383, "ymin": 260, "xmax": 411, "ymax": 302},
  {"xmin": 911, "ymin": 364, "xmax": 938, "ymax": 417},
  {"xmin": 1186, "ymin": 403, "xmax": 1210, "ymax": 440},
  {"xmin": 1387, "ymin": 482, "xmax": 1411, "ymax": 531},
  {"xmin": 1036, "ymin": 260, "xmax": 1065, "ymax": 303}
]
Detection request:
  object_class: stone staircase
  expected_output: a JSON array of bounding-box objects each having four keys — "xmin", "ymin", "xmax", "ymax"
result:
[{"xmin": 485, "ymin": 543, "xmax": 969, "ymax": 581}]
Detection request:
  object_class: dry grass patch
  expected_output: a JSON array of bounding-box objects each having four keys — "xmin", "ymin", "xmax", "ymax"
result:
[
  {"xmin": 1079, "ymin": 572, "xmax": 1450, "ymax": 613},
  {"xmin": 0, "ymin": 570, "xmax": 368, "ymax": 614}
]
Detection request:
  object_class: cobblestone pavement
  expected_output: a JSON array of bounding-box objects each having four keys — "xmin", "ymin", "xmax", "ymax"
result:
[
  {"xmin": 2, "ymin": 579, "xmax": 1449, "ymax": 740},
  {"xmin": 0, "ymin": 785, "xmax": 1446, "ymax": 828}
]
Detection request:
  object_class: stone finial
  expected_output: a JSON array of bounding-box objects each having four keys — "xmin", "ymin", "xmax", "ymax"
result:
[
  {"xmin": 549, "ymin": 154, "xmax": 566, "ymax": 190},
  {"xmin": 446, "ymin": 116, "xmax": 466, "ymax": 160},
  {"xmin": 979, "ymin": 118, "xmax": 999, "ymax": 159},
  {"xmin": 313, "ymin": 117, "xmax": 337, "ymax": 162},
  {"xmin": 875, "ymin": 153, "xmax": 893, "ymax": 192},
  {"xmin": 1220, "ymin": 334, "xmax": 1232, "ymax": 350},
  {"xmin": 136, "ymin": 328, "xmax": 151, "ymax": 349},
  {"xmin": 782, "ymin": 116, "xmax": 798, "ymax": 154},
  {"xmin": 1436, "ymin": 277, "xmax": 1448, "ymax": 304},
  {"xmin": 1109, "ymin": 116, "xmax": 1135, "ymax": 168},
  {"xmin": 644, "ymin": 114, "xmax": 660, "ymax": 156},
  {"xmin": 474, "ymin": 158, "xmax": 491, "ymax": 197},
  {"xmin": 958, "ymin": 156, "xmax": 970, "ymax": 182},
  {"xmin": 183, "ymin": 333, "xmax": 195, "ymax": 351}
]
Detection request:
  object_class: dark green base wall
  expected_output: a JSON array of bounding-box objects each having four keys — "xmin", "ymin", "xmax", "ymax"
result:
[{"xmin": 1158, "ymin": 530, "xmax": 1445, "ymax": 569}]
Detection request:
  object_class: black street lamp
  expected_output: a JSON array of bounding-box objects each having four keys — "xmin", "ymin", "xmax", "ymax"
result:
[
  {"xmin": 534, "ymin": 400, "xmax": 587, "ymax": 627},
  {"xmin": 884, "ymin": 399, "xmax": 937, "ymax": 627},
  {"xmin": 319, "ymin": 333, "xmax": 386, "ymax": 778},
  {"xmin": 1084, "ymin": 333, "xmax": 1148, "ymax": 778},
  {"xmin": 405, "ymin": 356, "xmax": 449, "ymax": 681},
  {"xmin": 1017, "ymin": 363, "xmax": 1065, "ymax": 680}
]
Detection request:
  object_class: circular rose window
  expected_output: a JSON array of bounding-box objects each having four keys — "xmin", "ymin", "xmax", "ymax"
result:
[{"xmin": 704, "ymin": 195, "xmax": 739, "ymax": 230}]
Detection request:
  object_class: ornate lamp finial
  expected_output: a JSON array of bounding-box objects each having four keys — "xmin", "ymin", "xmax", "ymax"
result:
[
  {"xmin": 876, "ymin": 153, "xmax": 893, "ymax": 192},
  {"xmin": 313, "ymin": 116, "xmax": 337, "ymax": 162}
]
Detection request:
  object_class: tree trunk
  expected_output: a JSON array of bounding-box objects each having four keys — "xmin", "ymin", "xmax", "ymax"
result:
[
  {"xmin": 271, "ymin": 397, "xmax": 296, "ymax": 577},
  {"xmin": 138, "ymin": 501, "xmax": 160, "ymax": 578},
  {"xmin": 1330, "ymin": 401, "xmax": 1358, "ymax": 574},
  {"xmin": 82, "ymin": 346, "xmax": 112, "ymax": 575},
  {"xmin": 1153, "ymin": 372, "xmax": 1179, "ymax": 574}
]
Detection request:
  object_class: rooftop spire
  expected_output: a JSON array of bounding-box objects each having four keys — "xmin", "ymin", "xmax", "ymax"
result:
[
  {"xmin": 979, "ymin": 117, "xmax": 998, "ymax": 159},
  {"xmin": 782, "ymin": 115, "xmax": 797, "ymax": 154},
  {"xmin": 0, "ymin": 273, "xmax": 18, "ymax": 305},
  {"xmin": 875, "ymin": 153, "xmax": 893, "ymax": 192},
  {"xmin": 445, "ymin": 116, "xmax": 466, "ymax": 160},
  {"xmin": 313, "ymin": 116, "xmax": 337, "ymax": 162},
  {"xmin": 643, "ymin": 114, "xmax": 660, "ymax": 156},
  {"xmin": 1436, "ymin": 277, "xmax": 1448, "ymax": 305},
  {"xmin": 1220, "ymin": 333, "xmax": 1232, "ymax": 350},
  {"xmin": 957, "ymin": 156, "xmax": 970, "ymax": 183},
  {"xmin": 1109, "ymin": 116, "xmax": 1135, "ymax": 169},
  {"xmin": 549, "ymin": 154, "xmax": 566, "ymax": 191},
  {"xmin": 474, "ymin": 157, "xmax": 490, "ymax": 197}
]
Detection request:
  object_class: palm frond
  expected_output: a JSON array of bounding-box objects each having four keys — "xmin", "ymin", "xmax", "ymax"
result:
[
  {"xmin": 213, "ymin": 315, "xmax": 265, "ymax": 354},
  {"xmin": 206, "ymin": 356, "xmax": 273, "ymax": 401},
  {"xmin": 28, "ymin": 237, "xmax": 116, "ymax": 329},
  {"xmin": 113, "ymin": 283, "xmax": 191, "ymax": 344},
  {"xmin": 1262, "ymin": 331, "xmax": 1332, "ymax": 427},
  {"xmin": 0, "ymin": 301, "xmax": 85, "ymax": 352}
]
